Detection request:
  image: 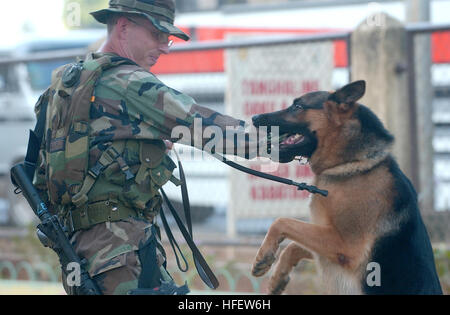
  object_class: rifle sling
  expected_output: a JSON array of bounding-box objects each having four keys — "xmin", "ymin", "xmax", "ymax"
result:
[
  {"xmin": 160, "ymin": 166, "xmax": 219, "ymax": 290},
  {"xmin": 23, "ymin": 92, "xmax": 49, "ymax": 180}
]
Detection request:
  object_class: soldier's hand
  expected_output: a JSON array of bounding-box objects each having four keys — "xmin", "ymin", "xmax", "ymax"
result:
[{"xmin": 164, "ymin": 140, "xmax": 174, "ymax": 153}]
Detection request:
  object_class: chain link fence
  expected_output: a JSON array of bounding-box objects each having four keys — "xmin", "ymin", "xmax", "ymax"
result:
[{"xmin": 407, "ymin": 25, "xmax": 450, "ymax": 242}]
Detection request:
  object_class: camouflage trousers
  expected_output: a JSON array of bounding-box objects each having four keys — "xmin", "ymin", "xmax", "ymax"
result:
[{"xmin": 62, "ymin": 217, "xmax": 171, "ymax": 295}]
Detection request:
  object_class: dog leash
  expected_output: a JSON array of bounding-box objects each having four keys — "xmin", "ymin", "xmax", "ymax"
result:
[
  {"xmin": 212, "ymin": 153, "xmax": 328, "ymax": 197},
  {"xmin": 159, "ymin": 150, "xmax": 220, "ymax": 290}
]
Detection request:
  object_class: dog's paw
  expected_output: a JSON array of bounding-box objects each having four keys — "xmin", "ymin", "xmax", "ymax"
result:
[
  {"xmin": 269, "ymin": 274, "xmax": 290, "ymax": 295},
  {"xmin": 251, "ymin": 252, "xmax": 276, "ymax": 277}
]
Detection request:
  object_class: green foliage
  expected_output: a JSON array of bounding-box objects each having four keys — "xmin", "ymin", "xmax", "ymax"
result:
[{"xmin": 63, "ymin": 0, "xmax": 109, "ymax": 29}]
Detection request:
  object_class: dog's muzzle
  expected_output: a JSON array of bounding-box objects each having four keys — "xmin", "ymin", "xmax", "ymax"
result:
[{"xmin": 252, "ymin": 114, "xmax": 263, "ymax": 127}]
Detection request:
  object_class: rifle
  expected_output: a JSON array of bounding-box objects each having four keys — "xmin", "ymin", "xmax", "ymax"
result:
[
  {"xmin": 10, "ymin": 92, "xmax": 102, "ymax": 297},
  {"xmin": 10, "ymin": 162, "xmax": 101, "ymax": 295}
]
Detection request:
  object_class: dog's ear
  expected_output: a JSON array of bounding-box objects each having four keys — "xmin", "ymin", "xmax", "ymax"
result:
[
  {"xmin": 325, "ymin": 81, "xmax": 365, "ymax": 124},
  {"xmin": 330, "ymin": 80, "xmax": 366, "ymax": 105}
]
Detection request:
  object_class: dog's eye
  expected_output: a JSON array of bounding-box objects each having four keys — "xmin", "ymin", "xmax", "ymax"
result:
[{"xmin": 294, "ymin": 103, "xmax": 304, "ymax": 110}]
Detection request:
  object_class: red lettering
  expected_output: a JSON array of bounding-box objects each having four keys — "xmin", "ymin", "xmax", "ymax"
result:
[
  {"xmin": 242, "ymin": 80, "xmax": 320, "ymax": 96},
  {"xmin": 242, "ymin": 80, "xmax": 299, "ymax": 96},
  {"xmin": 244, "ymin": 101, "xmax": 275, "ymax": 116}
]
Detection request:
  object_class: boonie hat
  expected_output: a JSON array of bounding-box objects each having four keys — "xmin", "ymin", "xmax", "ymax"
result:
[{"xmin": 91, "ymin": 0, "xmax": 190, "ymax": 41}]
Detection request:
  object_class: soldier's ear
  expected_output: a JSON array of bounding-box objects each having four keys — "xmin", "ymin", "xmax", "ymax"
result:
[
  {"xmin": 329, "ymin": 80, "xmax": 366, "ymax": 104},
  {"xmin": 115, "ymin": 17, "xmax": 130, "ymax": 39}
]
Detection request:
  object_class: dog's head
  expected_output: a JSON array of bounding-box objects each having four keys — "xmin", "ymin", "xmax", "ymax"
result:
[{"xmin": 252, "ymin": 80, "xmax": 393, "ymax": 168}]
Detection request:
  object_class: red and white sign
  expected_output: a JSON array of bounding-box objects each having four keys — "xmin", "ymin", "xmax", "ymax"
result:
[{"xmin": 225, "ymin": 36, "xmax": 334, "ymax": 234}]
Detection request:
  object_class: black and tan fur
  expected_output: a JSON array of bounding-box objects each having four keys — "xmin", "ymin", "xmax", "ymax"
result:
[{"xmin": 251, "ymin": 81, "xmax": 442, "ymax": 295}]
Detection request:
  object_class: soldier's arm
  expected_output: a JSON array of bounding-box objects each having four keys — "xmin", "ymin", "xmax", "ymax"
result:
[{"xmin": 125, "ymin": 71, "xmax": 261, "ymax": 159}]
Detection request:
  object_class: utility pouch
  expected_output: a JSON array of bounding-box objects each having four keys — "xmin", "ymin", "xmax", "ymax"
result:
[{"xmin": 125, "ymin": 140, "xmax": 176, "ymax": 213}]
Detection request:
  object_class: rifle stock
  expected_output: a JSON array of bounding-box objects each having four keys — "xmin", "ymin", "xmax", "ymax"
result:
[{"xmin": 10, "ymin": 163, "xmax": 102, "ymax": 295}]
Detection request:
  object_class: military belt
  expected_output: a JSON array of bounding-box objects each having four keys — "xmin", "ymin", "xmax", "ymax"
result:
[{"xmin": 68, "ymin": 200, "xmax": 144, "ymax": 233}]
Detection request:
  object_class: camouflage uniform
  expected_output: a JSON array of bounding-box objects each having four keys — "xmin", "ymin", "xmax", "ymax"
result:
[{"xmin": 34, "ymin": 0, "xmax": 259, "ymax": 295}]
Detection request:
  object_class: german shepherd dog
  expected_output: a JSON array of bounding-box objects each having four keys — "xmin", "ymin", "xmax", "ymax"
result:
[{"xmin": 251, "ymin": 81, "xmax": 443, "ymax": 295}]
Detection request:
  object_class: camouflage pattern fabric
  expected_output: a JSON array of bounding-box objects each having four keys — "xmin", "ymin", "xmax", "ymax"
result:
[
  {"xmin": 88, "ymin": 52, "xmax": 257, "ymax": 155},
  {"xmin": 35, "ymin": 52, "xmax": 260, "ymax": 294},
  {"xmin": 62, "ymin": 217, "xmax": 169, "ymax": 295},
  {"xmin": 37, "ymin": 55, "xmax": 138, "ymax": 207}
]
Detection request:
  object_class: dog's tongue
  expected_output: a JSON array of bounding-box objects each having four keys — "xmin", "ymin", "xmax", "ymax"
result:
[{"xmin": 281, "ymin": 134, "xmax": 305, "ymax": 145}]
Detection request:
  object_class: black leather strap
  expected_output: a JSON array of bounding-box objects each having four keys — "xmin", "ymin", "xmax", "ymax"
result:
[
  {"xmin": 160, "ymin": 188, "xmax": 219, "ymax": 290},
  {"xmin": 177, "ymin": 158, "xmax": 218, "ymax": 289},
  {"xmin": 212, "ymin": 153, "xmax": 328, "ymax": 197},
  {"xmin": 22, "ymin": 91, "xmax": 49, "ymax": 180},
  {"xmin": 159, "ymin": 205, "xmax": 189, "ymax": 272}
]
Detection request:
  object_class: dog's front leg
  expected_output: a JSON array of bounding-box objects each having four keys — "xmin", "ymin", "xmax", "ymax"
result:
[
  {"xmin": 268, "ymin": 242, "xmax": 313, "ymax": 295},
  {"xmin": 253, "ymin": 218, "xmax": 349, "ymax": 278}
]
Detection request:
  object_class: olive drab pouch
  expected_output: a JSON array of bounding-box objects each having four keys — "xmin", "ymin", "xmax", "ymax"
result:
[
  {"xmin": 44, "ymin": 54, "xmax": 138, "ymax": 206},
  {"xmin": 123, "ymin": 140, "xmax": 178, "ymax": 218}
]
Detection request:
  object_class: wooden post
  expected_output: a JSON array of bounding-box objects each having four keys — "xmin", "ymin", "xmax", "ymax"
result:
[
  {"xmin": 406, "ymin": 0, "xmax": 435, "ymax": 212},
  {"xmin": 351, "ymin": 13, "xmax": 414, "ymax": 182}
]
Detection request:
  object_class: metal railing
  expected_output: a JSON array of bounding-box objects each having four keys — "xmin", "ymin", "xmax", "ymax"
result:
[
  {"xmin": 0, "ymin": 31, "xmax": 351, "ymax": 63},
  {"xmin": 0, "ymin": 48, "xmax": 87, "ymax": 66},
  {"xmin": 406, "ymin": 23, "xmax": 450, "ymax": 213}
]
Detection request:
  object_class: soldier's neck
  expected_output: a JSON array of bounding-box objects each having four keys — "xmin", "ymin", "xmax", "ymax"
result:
[{"xmin": 100, "ymin": 39, "xmax": 141, "ymax": 68}]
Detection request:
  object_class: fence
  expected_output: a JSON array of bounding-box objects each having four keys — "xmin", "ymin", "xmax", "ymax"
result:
[
  {"xmin": 406, "ymin": 24, "xmax": 450, "ymax": 211},
  {"xmin": 405, "ymin": 23, "xmax": 450, "ymax": 241}
]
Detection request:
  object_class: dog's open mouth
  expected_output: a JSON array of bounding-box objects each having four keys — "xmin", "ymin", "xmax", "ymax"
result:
[
  {"xmin": 280, "ymin": 133, "xmax": 305, "ymax": 147},
  {"xmin": 261, "ymin": 125, "xmax": 317, "ymax": 163},
  {"xmin": 266, "ymin": 132, "xmax": 307, "ymax": 151}
]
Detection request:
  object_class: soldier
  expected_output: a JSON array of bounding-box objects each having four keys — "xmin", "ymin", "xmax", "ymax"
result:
[{"xmin": 33, "ymin": 0, "xmax": 261, "ymax": 294}]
